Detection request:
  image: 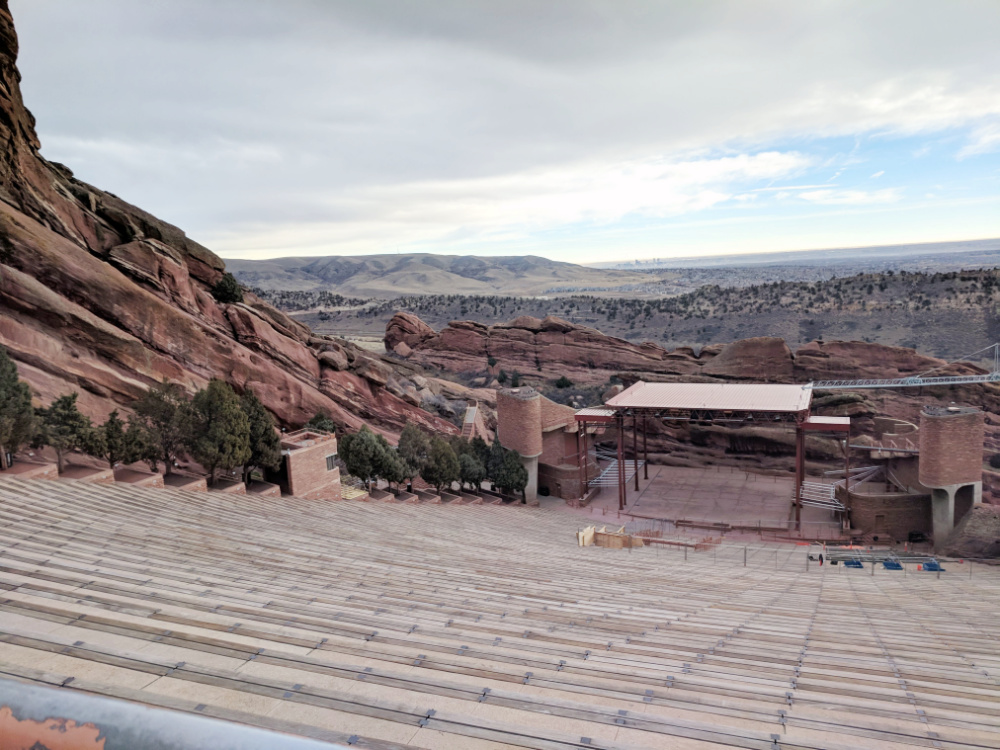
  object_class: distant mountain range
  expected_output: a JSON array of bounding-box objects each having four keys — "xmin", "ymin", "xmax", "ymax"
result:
[
  {"xmin": 225, "ymin": 253, "xmax": 649, "ymax": 298},
  {"xmin": 589, "ymin": 238, "xmax": 1000, "ymax": 269}
]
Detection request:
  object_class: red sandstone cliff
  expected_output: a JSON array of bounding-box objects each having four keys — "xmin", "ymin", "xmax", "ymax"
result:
[
  {"xmin": 386, "ymin": 312, "xmax": 709, "ymax": 381},
  {"xmin": 387, "ymin": 312, "xmax": 993, "ymax": 393},
  {"xmin": 0, "ymin": 3, "xmax": 455, "ymax": 438}
]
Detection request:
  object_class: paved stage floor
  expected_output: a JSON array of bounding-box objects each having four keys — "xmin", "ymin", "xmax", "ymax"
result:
[
  {"xmin": 560, "ymin": 464, "xmax": 842, "ymax": 535},
  {"xmin": 628, "ymin": 465, "xmax": 794, "ymax": 526}
]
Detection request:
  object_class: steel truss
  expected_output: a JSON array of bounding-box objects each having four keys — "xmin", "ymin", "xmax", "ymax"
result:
[{"xmin": 807, "ymin": 343, "xmax": 1000, "ymax": 390}]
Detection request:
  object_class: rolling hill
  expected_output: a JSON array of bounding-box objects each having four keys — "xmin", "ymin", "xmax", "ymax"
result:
[
  {"xmin": 261, "ymin": 266, "xmax": 1000, "ymax": 362},
  {"xmin": 225, "ymin": 253, "xmax": 651, "ymax": 297}
]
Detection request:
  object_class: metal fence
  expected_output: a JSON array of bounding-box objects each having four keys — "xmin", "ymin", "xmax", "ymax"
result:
[{"xmin": 588, "ymin": 523, "xmax": 996, "ymax": 576}]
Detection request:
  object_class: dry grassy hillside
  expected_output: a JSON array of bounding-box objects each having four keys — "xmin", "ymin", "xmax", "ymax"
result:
[
  {"xmin": 261, "ymin": 267, "xmax": 1000, "ymax": 362},
  {"xmin": 227, "ymin": 253, "xmax": 651, "ymax": 297}
]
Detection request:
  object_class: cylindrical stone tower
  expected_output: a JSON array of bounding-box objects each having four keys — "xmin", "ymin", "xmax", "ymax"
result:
[
  {"xmin": 918, "ymin": 405, "xmax": 985, "ymax": 545},
  {"xmin": 496, "ymin": 388, "xmax": 542, "ymax": 503},
  {"xmin": 497, "ymin": 388, "xmax": 542, "ymax": 458},
  {"xmin": 919, "ymin": 406, "xmax": 984, "ymax": 487}
]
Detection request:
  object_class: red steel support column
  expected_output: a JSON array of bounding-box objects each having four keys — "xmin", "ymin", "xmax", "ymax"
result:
[
  {"xmin": 643, "ymin": 416, "xmax": 648, "ymax": 480},
  {"xmin": 575, "ymin": 428, "xmax": 582, "ymax": 500},
  {"xmin": 633, "ymin": 414, "xmax": 640, "ymax": 492},
  {"xmin": 794, "ymin": 425, "xmax": 805, "ymax": 531},
  {"xmin": 844, "ymin": 423, "xmax": 851, "ymax": 497},
  {"xmin": 617, "ymin": 414, "xmax": 626, "ymax": 511}
]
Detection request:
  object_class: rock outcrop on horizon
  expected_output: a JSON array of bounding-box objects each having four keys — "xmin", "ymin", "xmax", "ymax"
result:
[
  {"xmin": 0, "ymin": 2, "xmax": 457, "ymax": 439},
  {"xmin": 386, "ymin": 312, "xmax": 994, "ymax": 392},
  {"xmin": 386, "ymin": 312, "xmax": 713, "ymax": 381}
]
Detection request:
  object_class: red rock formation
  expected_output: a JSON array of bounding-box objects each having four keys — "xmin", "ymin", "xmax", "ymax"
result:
[
  {"xmin": 0, "ymin": 3, "xmax": 455, "ymax": 439},
  {"xmin": 386, "ymin": 312, "xmax": 698, "ymax": 382},
  {"xmin": 701, "ymin": 337, "xmax": 794, "ymax": 380},
  {"xmin": 387, "ymin": 311, "xmax": 1000, "ymax": 467}
]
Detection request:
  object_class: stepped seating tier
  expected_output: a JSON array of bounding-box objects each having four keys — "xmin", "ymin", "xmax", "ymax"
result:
[{"xmin": 0, "ymin": 476, "xmax": 998, "ymax": 749}]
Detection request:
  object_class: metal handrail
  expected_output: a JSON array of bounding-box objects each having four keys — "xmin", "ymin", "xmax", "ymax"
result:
[{"xmin": 0, "ymin": 677, "xmax": 350, "ymax": 749}]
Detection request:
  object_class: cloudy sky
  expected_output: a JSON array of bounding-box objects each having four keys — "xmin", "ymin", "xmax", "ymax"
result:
[{"xmin": 11, "ymin": 0, "xmax": 1000, "ymax": 263}]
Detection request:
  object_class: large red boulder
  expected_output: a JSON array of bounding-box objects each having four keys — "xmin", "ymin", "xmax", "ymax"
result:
[
  {"xmin": 701, "ymin": 337, "xmax": 794, "ymax": 380},
  {"xmin": 385, "ymin": 312, "xmax": 436, "ymax": 351}
]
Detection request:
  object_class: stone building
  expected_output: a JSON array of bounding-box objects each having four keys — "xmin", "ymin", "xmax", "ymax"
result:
[
  {"xmin": 839, "ymin": 407, "xmax": 984, "ymax": 545},
  {"xmin": 268, "ymin": 429, "xmax": 342, "ymax": 501},
  {"xmin": 496, "ymin": 387, "xmax": 596, "ymax": 504},
  {"xmin": 918, "ymin": 406, "xmax": 984, "ymax": 539}
]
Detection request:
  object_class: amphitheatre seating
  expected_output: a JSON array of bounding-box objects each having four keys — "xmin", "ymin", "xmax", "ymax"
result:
[
  {"xmin": 414, "ymin": 489, "xmax": 441, "ymax": 504},
  {"xmin": 0, "ymin": 476, "xmax": 998, "ymax": 749}
]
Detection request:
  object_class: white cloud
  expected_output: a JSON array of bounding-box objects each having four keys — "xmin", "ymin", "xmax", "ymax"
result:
[
  {"xmin": 799, "ymin": 188, "xmax": 901, "ymax": 206},
  {"xmin": 9, "ymin": 0, "xmax": 1000, "ymax": 259},
  {"xmin": 209, "ymin": 150, "xmax": 813, "ymax": 257},
  {"xmin": 958, "ymin": 123, "xmax": 1000, "ymax": 158},
  {"xmin": 870, "ymin": 170, "xmax": 884, "ymax": 178}
]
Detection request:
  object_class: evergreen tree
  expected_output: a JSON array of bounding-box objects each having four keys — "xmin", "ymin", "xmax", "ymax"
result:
[
  {"xmin": 420, "ymin": 437, "xmax": 460, "ymax": 492},
  {"xmin": 211, "ymin": 272, "xmax": 244, "ymax": 304},
  {"xmin": 469, "ymin": 436, "xmax": 490, "ymax": 469},
  {"xmin": 378, "ymin": 443, "xmax": 409, "ymax": 490},
  {"xmin": 496, "ymin": 450, "xmax": 529, "ymax": 501},
  {"xmin": 133, "ymin": 380, "xmax": 193, "ymax": 475},
  {"xmin": 240, "ymin": 389, "xmax": 282, "ymax": 484},
  {"xmin": 125, "ymin": 415, "xmax": 158, "ymax": 472},
  {"xmin": 306, "ymin": 411, "xmax": 337, "ymax": 433},
  {"xmin": 458, "ymin": 453, "xmax": 486, "ymax": 491},
  {"xmin": 397, "ymin": 423, "xmax": 430, "ymax": 482},
  {"xmin": 34, "ymin": 393, "xmax": 100, "ymax": 472},
  {"xmin": 487, "ymin": 439, "xmax": 507, "ymax": 485},
  {"xmin": 0, "ymin": 346, "xmax": 35, "ymax": 470},
  {"xmin": 448, "ymin": 434, "xmax": 473, "ymax": 458},
  {"xmin": 338, "ymin": 426, "xmax": 385, "ymax": 488},
  {"xmin": 95, "ymin": 410, "xmax": 148, "ymax": 468},
  {"xmin": 189, "ymin": 379, "xmax": 251, "ymax": 486}
]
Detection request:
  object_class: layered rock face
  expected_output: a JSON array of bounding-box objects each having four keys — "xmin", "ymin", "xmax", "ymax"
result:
[
  {"xmin": 386, "ymin": 313, "xmax": 709, "ymax": 382},
  {"xmin": 0, "ymin": 3, "xmax": 455, "ymax": 438},
  {"xmin": 387, "ymin": 312, "xmax": 995, "ymax": 393}
]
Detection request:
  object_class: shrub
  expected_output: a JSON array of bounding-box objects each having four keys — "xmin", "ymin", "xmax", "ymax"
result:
[
  {"xmin": 989, "ymin": 454, "xmax": 1000, "ymax": 470},
  {"xmin": 306, "ymin": 412, "xmax": 337, "ymax": 433},
  {"xmin": 211, "ymin": 272, "xmax": 244, "ymax": 304},
  {"xmin": 555, "ymin": 376, "xmax": 573, "ymax": 389}
]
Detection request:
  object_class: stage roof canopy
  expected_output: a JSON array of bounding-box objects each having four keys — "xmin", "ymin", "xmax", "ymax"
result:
[{"xmin": 603, "ymin": 381, "xmax": 812, "ymax": 414}]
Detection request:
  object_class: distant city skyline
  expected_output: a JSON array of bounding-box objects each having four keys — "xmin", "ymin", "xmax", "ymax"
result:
[{"xmin": 11, "ymin": 0, "xmax": 1000, "ymax": 264}]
